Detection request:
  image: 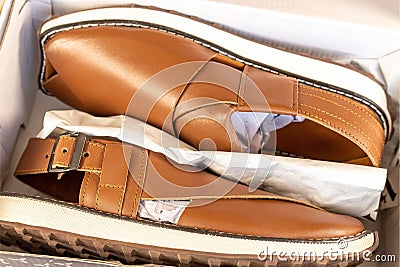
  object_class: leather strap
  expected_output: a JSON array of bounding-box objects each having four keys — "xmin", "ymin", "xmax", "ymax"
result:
[
  {"xmin": 172, "ymin": 58, "xmax": 385, "ymax": 166},
  {"xmin": 15, "ymin": 136, "xmax": 140, "ymax": 217},
  {"xmin": 236, "ymin": 67, "xmax": 385, "ymax": 166}
]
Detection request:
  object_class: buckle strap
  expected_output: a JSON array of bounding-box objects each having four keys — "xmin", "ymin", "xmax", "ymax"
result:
[
  {"xmin": 15, "ymin": 135, "xmax": 106, "ymax": 176},
  {"xmin": 15, "ymin": 135, "xmax": 139, "ymax": 216},
  {"xmin": 48, "ymin": 133, "xmax": 87, "ymax": 173}
]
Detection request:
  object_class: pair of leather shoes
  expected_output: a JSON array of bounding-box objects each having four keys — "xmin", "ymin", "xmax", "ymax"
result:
[{"xmin": 1, "ymin": 5, "xmax": 388, "ymax": 266}]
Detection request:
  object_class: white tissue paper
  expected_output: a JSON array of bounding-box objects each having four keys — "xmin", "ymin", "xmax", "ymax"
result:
[
  {"xmin": 231, "ymin": 112, "xmax": 305, "ymax": 153},
  {"xmin": 38, "ymin": 110, "xmax": 386, "ymax": 219},
  {"xmin": 138, "ymin": 200, "xmax": 190, "ymax": 224}
]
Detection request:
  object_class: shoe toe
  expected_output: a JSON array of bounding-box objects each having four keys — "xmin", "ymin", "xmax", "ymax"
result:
[{"xmin": 177, "ymin": 199, "xmax": 365, "ymax": 240}]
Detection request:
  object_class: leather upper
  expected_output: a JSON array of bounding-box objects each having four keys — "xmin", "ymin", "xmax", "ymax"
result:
[
  {"xmin": 15, "ymin": 135, "xmax": 365, "ymax": 239},
  {"xmin": 41, "ymin": 25, "xmax": 385, "ymax": 166}
]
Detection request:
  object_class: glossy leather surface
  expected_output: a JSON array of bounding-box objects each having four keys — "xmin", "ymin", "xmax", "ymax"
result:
[{"xmin": 41, "ymin": 24, "xmax": 385, "ymax": 166}]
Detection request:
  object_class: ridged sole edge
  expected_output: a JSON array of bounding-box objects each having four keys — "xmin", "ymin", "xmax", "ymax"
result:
[
  {"xmin": 0, "ymin": 193, "xmax": 379, "ymax": 266},
  {"xmin": 0, "ymin": 221, "xmax": 380, "ymax": 267}
]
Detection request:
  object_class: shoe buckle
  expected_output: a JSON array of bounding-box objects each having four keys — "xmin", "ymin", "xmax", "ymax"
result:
[{"xmin": 48, "ymin": 132, "xmax": 87, "ymax": 173}]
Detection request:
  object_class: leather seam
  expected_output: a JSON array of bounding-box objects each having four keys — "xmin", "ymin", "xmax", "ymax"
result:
[
  {"xmin": 172, "ymin": 58, "xmax": 212, "ymax": 134},
  {"xmin": 237, "ymin": 66, "xmax": 244, "ymax": 105},
  {"xmin": 94, "ymin": 185, "xmax": 125, "ymax": 212},
  {"xmin": 292, "ymin": 80, "xmax": 295, "ymax": 110},
  {"xmin": 118, "ymin": 146, "xmax": 132, "ymax": 216},
  {"xmin": 300, "ymin": 91, "xmax": 384, "ymax": 141},
  {"xmin": 300, "ymin": 85, "xmax": 382, "ymax": 128},
  {"xmin": 300, "ymin": 103, "xmax": 381, "ymax": 159},
  {"xmin": 130, "ymin": 148, "xmax": 146, "ymax": 218},
  {"xmin": 59, "ymin": 136, "xmax": 76, "ymax": 142},
  {"xmin": 239, "ymin": 65, "xmax": 249, "ymax": 106},
  {"xmin": 173, "ymin": 101, "xmax": 238, "ymax": 122},
  {"xmin": 80, "ymin": 172, "xmax": 91, "ymax": 206},
  {"xmin": 95, "ymin": 185, "xmax": 101, "ymax": 210},
  {"xmin": 98, "ymin": 184, "xmax": 124, "ymax": 189},
  {"xmin": 87, "ymin": 141, "xmax": 106, "ymax": 148},
  {"xmin": 95, "ymin": 144, "xmax": 107, "ymax": 210},
  {"xmin": 291, "ymin": 80, "xmax": 296, "ymax": 110},
  {"xmin": 117, "ymin": 186, "xmax": 125, "ymax": 215},
  {"xmin": 298, "ymin": 109, "xmax": 378, "ymax": 165}
]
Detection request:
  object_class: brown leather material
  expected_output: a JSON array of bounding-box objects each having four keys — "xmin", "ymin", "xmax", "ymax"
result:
[
  {"xmin": 345, "ymin": 156, "xmax": 372, "ymax": 166},
  {"xmin": 297, "ymin": 85, "xmax": 384, "ymax": 166},
  {"xmin": 15, "ymin": 138, "xmax": 55, "ymax": 175},
  {"xmin": 51, "ymin": 136, "xmax": 75, "ymax": 168},
  {"xmin": 178, "ymin": 199, "xmax": 364, "ymax": 239},
  {"xmin": 276, "ymin": 120, "xmax": 368, "ymax": 163},
  {"xmin": 41, "ymin": 22, "xmax": 385, "ymax": 166},
  {"xmin": 43, "ymin": 27, "xmax": 216, "ymax": 119},
  {"xmin": 238, "ymin": 66, "xmax": 298, "ymax": 114},
  {"xmin": 15, "ymin": 136, "xmax": 366, "ymax": 239},
  {"xmin": 212, "ymin": 53, "xmax": 245, "ymax": 70},
  {"xmin": 79, "ymin": 172, "xmax": 100, "ymax": 209},
  {"xmin": 121, "ymin": 145, "xmax": 148, "ymax": 218},
  {"xmin": 44, "ymin": 74, "xmax": 84, "ymax": 110},
  {"xmin": 142, "ymin": 151, "xmax": 273, "ymax": 199},
  {"xmin": 80, "ymin": 140, "xmax": 105, "ymax": 172},
  {"xmin": 174, "ymin": 103, "xmax": 241, "ymax": 151},
  {"xmin": 15, "ymin": 136, "xmax": 142, "ymax": 216},
  {"xmin": 95, "ymin": 144, "xmax": 131, "ymax": 215}
]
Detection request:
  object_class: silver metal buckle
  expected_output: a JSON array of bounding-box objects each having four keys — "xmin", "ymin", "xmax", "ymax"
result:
[{"xmin": 48, "ymin": 132, "xmax": 87, "ymax": 173}]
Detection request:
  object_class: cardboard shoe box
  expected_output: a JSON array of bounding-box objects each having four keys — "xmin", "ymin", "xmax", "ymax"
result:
[{"xmin": 0, "ymin": 0, "xmax": 399, "ymax": 266}]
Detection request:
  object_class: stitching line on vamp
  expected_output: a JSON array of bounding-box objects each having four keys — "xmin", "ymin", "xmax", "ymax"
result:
[
  {"xmin": 300, "ymin": 91, "xmax": 384, "ymax": 140},
  {"xmin": 300, "ymin": 85, "xmax": 383, "ymax": 129}
]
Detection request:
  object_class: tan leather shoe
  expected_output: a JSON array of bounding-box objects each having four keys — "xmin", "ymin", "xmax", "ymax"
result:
[
  {"xmin": 0, "ymin": 133, "xmax": 378, "ymax": 266},
  {"xmin": 38, "ymin": 6, "xmax": 391, "ymax": 167}
]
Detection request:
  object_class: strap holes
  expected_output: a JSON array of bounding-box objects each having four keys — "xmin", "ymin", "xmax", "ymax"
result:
[
  {"xmin": 62, "ymin": 148, "xmax": 68, "ymax": 153},
  {"xmin": 83, "ymin": 152, "xmax": 90, "ymax": 158},
  {"xmin": 45, "ymin": 154, "xmax": 49, "ymax": 158}
]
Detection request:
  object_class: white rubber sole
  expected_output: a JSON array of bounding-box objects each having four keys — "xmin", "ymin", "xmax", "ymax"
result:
[
  {"xmin": 38, "ymin": 6, "xmax": 391, "ymax": 136},
  {"xmin": 0, "ymin": 193, "xmax": 376, "ymax": 258}
]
